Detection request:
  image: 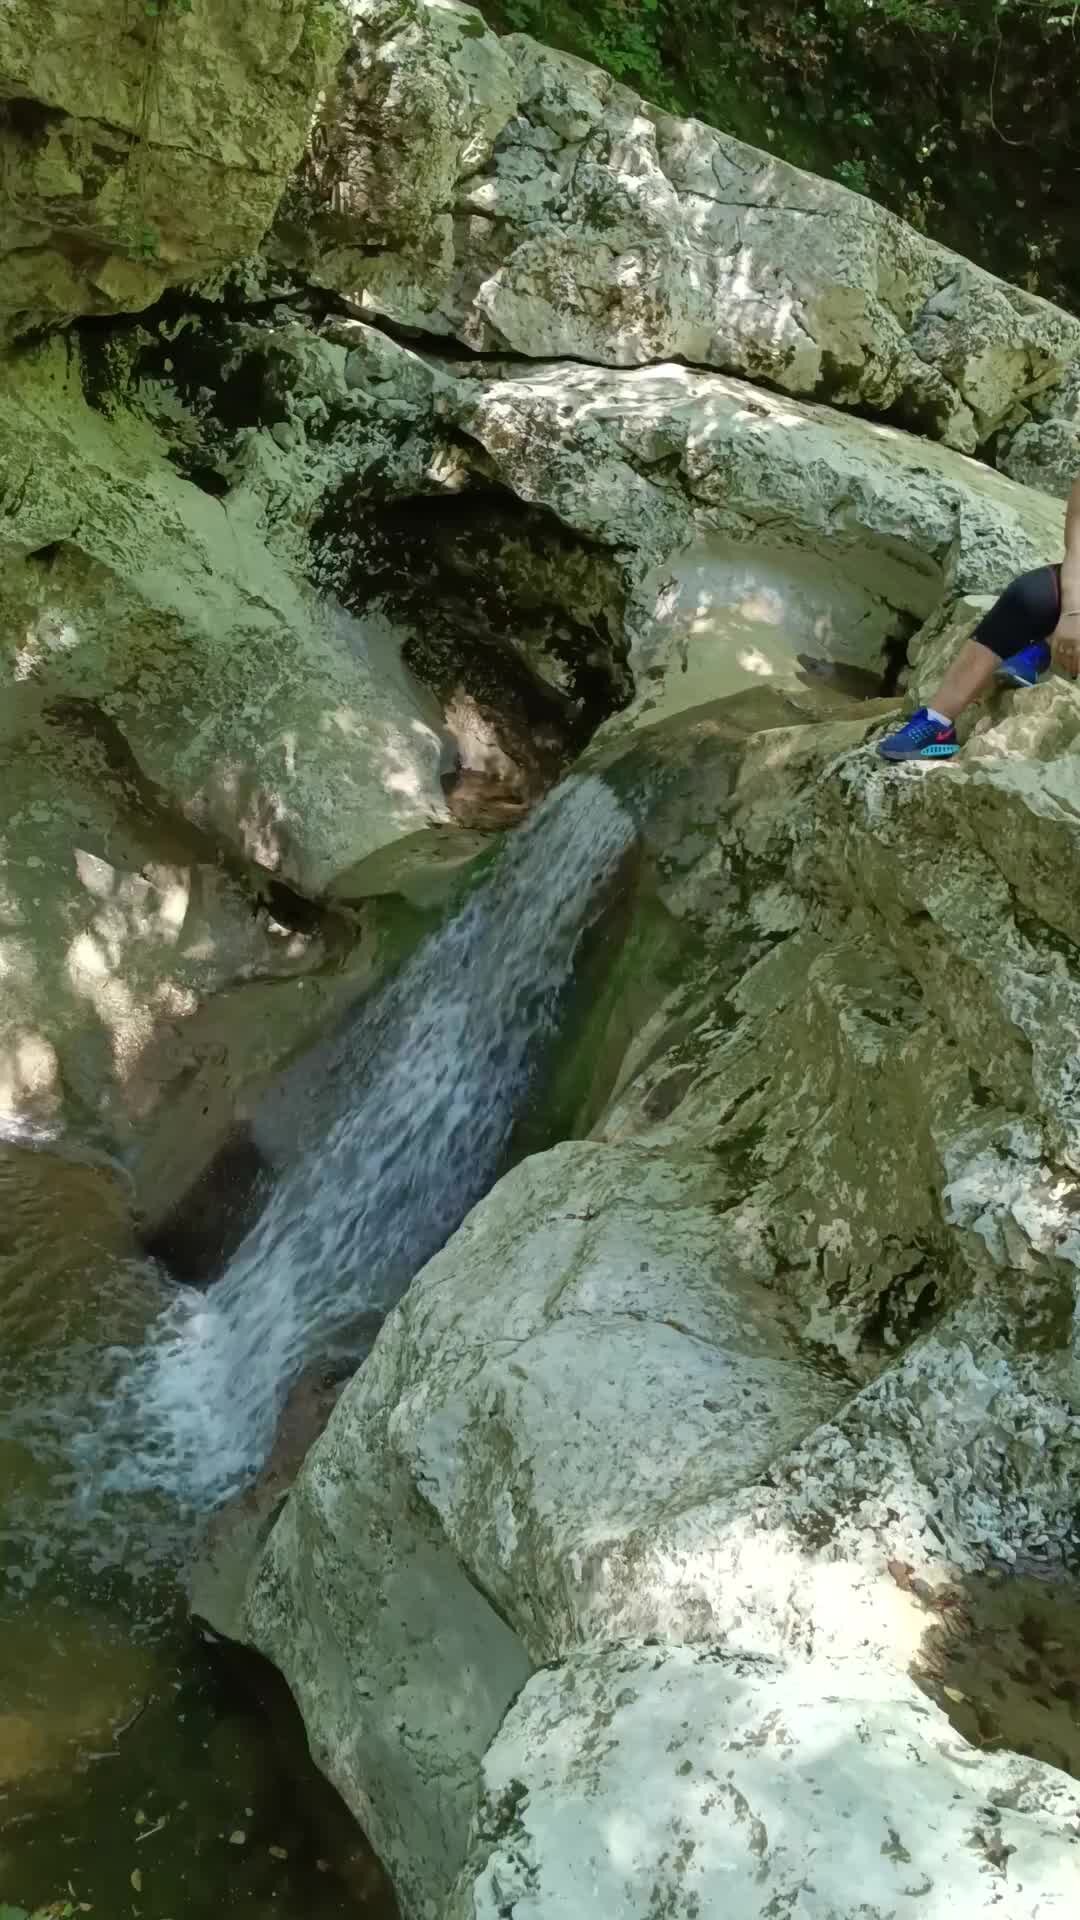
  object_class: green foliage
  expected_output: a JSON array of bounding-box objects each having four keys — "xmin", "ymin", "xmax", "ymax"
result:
[
  {"xmin": 823, "ymin": 0, "xmax": 964, "ymax": 29},
  {"xmin": 131, "ymin": 222, "xmax": 162, "ymax": 260},
  {"xmin": 0, "ymin": 1904, "xmax": 84, "ymax": 1920},
  {"xmin": 480, "ymin": 0, "xmax": 1080, "ymax": 312},
  {"xmin": 825, "ymin": 0, "xmax": 1078, "ymax": 31},
  {"xmin": 497, "ymin": 0, "xmax": 675, "ymax": 104},
  {"xmin": 144, "ymin": 0, "xmax": 194, "ymax": 14},
  {"xmin": 834, "ymin": 155, "xmax": 870, "ymax": 193}
]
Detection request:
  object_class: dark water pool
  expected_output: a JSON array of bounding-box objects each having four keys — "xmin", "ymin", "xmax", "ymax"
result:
[{"xmin": 0, "ymin": 1142, "xmax": 395, "ymax": 1919}]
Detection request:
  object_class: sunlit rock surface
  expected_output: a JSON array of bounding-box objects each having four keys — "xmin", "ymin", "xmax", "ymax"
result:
[
  {"xmin": 289, "ymin": 0, "xmax": 1080, "ymax": 453},
  {"xmin": 0, "ymin": 334, "xmax": 468, "ymax": 1151},
  {"xmin": 437, "ymin": 358, "xmax": 1063, "ymax": 721},
  {"xmin": 0, "ymin": 339, "xmax": 458, "ymax": 899},
  {"xmin": 226, "ymin": 687, "xmax": 1080, "ymax": 1917},
  {"xmin": 451, "ymin": 1646, "xmax": 1079, "ymax": 1920}
]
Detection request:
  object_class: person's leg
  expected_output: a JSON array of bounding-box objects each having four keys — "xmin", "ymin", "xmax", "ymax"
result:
[
  {"xmin": 927, "ymin": 637, "xmax": 1002, "ymax": 721},
  {"xmin": 878, "ymin": 566, "xmax": 1060, "ymax": 762}
]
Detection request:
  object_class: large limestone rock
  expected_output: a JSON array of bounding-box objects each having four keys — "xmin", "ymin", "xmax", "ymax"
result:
[
  {"xmin": 92, "ymin": 307, "xmax": 638, "ymax": 818},
  {"xmin": 0, "ymin": 336, "xmax": 466, "ymax": 902},
  {"xmin": 0, "ymin": 690, "xmax": 340, "ymax": 1154},
  {"xmin": 84, "ymin": 316, "xmax": 1067, "ymax": 823},
  {"xmin": 452, "ymin": 1646, "xmax": 1080, "ymax": 1920},
  {"xmin": 0, "ymin": 326, "xmax": 490, "ymax": 1156},
  {"xmin": 441, "ymin": 359, "xmax": 1064, "ymax": 722},
  {"xmin": 287, "ymin": 0, "xmax": 1080, "ymax": 452},
  {"xmin": 226, "ymin": 335, "xmax": 1068, "ymax": 743},
  {"xmin": 999, "ymin": 356, "xmax": 1080, "ymax": 499},
  {"xmin": 447, "ymin": 362, "xmax": 1062, "ymax": 592},
  {"xmin": 216, "ymin": 684, "xmax": 1080, "ymax": 1919},
  {"xmin": 226, "ymin": 1134, "xmax": 846, "ymax": 1917},
  {"xmin": 0, "ymin": 0, "xmax": 347, "ymax": 339}
]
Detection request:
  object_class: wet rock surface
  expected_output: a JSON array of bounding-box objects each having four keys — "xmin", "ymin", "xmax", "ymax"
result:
[
  {"xmin": 6, "ymin": 5, "xmax": 1080, "ymax": 1918},
  {"xmin": 221, "ymin": 685, "xmax": 1080, "ymax": 1917}
]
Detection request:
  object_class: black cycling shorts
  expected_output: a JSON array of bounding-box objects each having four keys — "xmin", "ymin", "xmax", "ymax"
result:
[{"xmin": 974, "ymin": 564, "xmax": 1061, "ymax": 659}]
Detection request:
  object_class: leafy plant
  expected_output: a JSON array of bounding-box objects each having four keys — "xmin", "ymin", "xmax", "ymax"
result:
[
  {"xmin": 130, "ymin": 223, "xmax": 162, "ymax": 261},
  {"xmin": 834, "ymin": 155, "xmax": 870, "ymax": 192},
  {"xmin": 0, "ymin": 1903, "xmax": 88, "ymax": 1920}
]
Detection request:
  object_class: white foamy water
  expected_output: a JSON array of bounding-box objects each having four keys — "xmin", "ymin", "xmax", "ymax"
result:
[{"xmin": 91, "ymin": 774, "xmax": 633, "ymax": 1511}]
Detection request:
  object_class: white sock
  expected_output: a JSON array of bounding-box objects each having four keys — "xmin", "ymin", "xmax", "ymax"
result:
[{"xmin": 925, "ymin": 707, "xmax": 952, "ymax": 729}]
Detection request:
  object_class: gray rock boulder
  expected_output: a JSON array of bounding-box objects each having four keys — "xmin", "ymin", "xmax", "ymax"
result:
[
  {"xmin": 220, "ymin": 684, "xmax": 1080, "ymax": 1918},
  {"xmin": 0, "ymin": 325, "xmax": 485, "ymax": 1153},
  {"xmin": 0, "ymin": 335, "xmax": 463, "ymax": 902},
  {"xmin": 0, "ymin": 0, "xmax": 346, "ymax": 339},
  {"xmin": 441, "ymin": 359, "xmax": 1064, "ymax": 725},
  {"xmin": 290, "ymin": 0, "xmax": 1080, "ymax": 452},
  {"xmin": 228, "ymin": 1133, "xmax": 846, "ymax": 1918},
  {"xmin": 998, "ymin": 357, "xmax": 1080, "ymax": 499},
  {"xmin": 451, "ymin": 1645, "xmax": 1080, "ymax": 1920}
]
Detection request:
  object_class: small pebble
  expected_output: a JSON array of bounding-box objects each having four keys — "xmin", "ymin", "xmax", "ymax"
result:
[
  {"xmin": 131, "ymin": 1867, "xmax": 143, "ymax": 1893},
  {"xmin": 269, "ymin": 1845, "xmax": 289, "ymax": 1861},
  {"xmin": 229, "ymin": 1829, "xmax": 247, "ymax": 1847}
]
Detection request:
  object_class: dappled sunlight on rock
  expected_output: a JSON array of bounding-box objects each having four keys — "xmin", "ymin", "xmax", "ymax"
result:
[
  {"xmin": 227, "ymin": 667, "xmax": 1080, "ymax": 1912},
  {"xmin": 461, "ymin": 1644, "xmax": 1080, "ymax": 1917},
  {"xmin": 445, "ymin": 357, "xmax": 1062, "ymax": 755},
  {"xmin": 0, "ymin": 1031, "xmax": 60, "ymax": 1118},
  {"xmin": 0, "ymin": 701, "xmax": 354, "ymax": 1166},
  {"xmin": 0, "ymin": 341, "xmax": 460, "ymax": 898},
  {"xmin": 730, "ymin": 585, "xmax": 785, "ymax": 627},
  {"xmin": 13, "ymin": 609, "xmax": 83, "ymax": 682},
  {"xmin": 734, "ymin": 645, "xmax": 776, "ymax": 678},
  {"xmin": 299, "ymin": 11, "xmax": 1080, "ymax": 452},
  {"xmin": 0, "ymin": 935, "xmax": 35, "ymax": 989}
]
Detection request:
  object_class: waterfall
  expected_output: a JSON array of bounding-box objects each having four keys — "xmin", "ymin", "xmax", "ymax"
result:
[{"xmin": 94, "ymin": 773, "xmax": 633, "ymax": 1513}]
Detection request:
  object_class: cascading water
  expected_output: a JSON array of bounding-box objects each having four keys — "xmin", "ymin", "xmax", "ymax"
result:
[{"xmin": 82, "ymin": 773, "xmax": 634, "ymax": 1516}]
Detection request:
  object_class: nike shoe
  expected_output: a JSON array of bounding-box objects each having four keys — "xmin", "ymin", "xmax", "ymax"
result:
[
  {"xmin": 877, "ymin": 708, "xmax": 959, "ymax": 762},
  {"xmin": 996, "ymin": 641, "xmax": 1051, "ymax": 688}
]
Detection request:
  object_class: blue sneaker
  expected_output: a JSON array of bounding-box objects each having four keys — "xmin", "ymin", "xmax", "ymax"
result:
[
  {"xmin": 996, "ymin": 641, "xmax": 1051, "ymax": 688},
  {"xmin": 877, "ymin": 708, "xmax": 959, "ymax": 761}
]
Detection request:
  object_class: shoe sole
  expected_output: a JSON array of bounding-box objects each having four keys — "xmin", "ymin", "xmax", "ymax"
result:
[
  {"xmin": 996, "ymin": 668, "xmax": 1039, "ymax": 689},
  {"xmin": 877, "ymin": 743, "xmax": 960, "ymax": 762}
]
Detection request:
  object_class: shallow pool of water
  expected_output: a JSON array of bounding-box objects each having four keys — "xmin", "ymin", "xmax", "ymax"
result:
[{"xmin": 0, "ymin": 1141, "xmax": 395, "ymax": 1918}]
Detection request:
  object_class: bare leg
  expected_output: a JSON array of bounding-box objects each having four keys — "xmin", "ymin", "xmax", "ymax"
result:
[{"xmin": 926, "ymin": 638, "xmax": 1001, "ymax": 722}]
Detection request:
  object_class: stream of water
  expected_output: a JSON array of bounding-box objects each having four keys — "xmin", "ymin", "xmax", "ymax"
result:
[{"xmin": 0, "ymin": 774, "xmax": 634, "ymax": 1915}]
